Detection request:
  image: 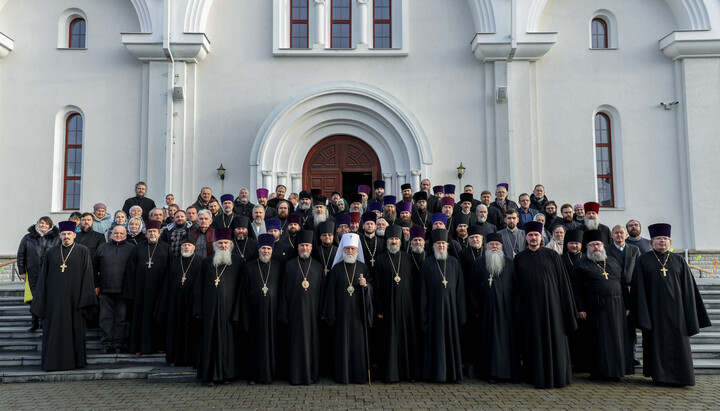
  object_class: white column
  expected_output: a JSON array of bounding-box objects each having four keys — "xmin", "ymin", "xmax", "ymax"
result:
[
  {"xmin": 357, "ymin": 0, "xmax": 369, "ymax": 45},
  {"xmin": 383, "ymin": 172, "xmax": 393, "ymax": 195},
  {"xmin": 396, "ymin": 171, "xmax": 406, "ymax": 188},
  {"xmin": 291, "ymin": 173, "xmax": 303, "ymax": 194},
  {"xmin": 262, "ymin": 170, "xmax": 274, "ymax": 190},
  {"xmin": 314, "ymin": 0, "xmax": 326, "ymax": 46},
  {"xmin": 411, "ymin": 170, "xmax": 421, "ymax": 192},
  {"xmin": 276, "ymin": 172, "xmax": 287, "ymax": 188}
]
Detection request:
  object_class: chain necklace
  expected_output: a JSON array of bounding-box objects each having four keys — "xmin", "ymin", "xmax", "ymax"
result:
[
  {"xmin": 214, "ymin": 263, "xmax": 228, "ymax": 287},
  {"xmin": 320, "ymin": 244, "xmax": 334, "ymax": 276},
  {"xmin": 59, "ymin": 243, "xmax": 76, "ymax": 272},
  {"xmin": 652, "ymin": 250, "xmax": 671, "ymax": 277},
  {"xmin": 362, "ymin": 235, "xmax": 377, "ymax": 267},
  {"xmin": 566, "ymin": 252, "xmax": 579, "ymax": 266},
  {"xmin": 415, "ymin": 209, "xmax": 429, "ymax": 226},
  {"xmin": 344, "ymin": 261, "xmax": 357, "ymax": 296},
  {"xmin": 436, "ymin": 257, "xmax": 448, "ymax": 288},
  {"xmin": 221, "ymin": 213, "xmax": 233, "ymax": 228},
  {"xmin": 180, "ymin": 254, "xmax": 195, "ymax": 285},
  {"xmin": 287, "ymin": 234, "xmax": 295, "ymax": 248},
  {"xmin": 298, "ymin": 257, "xmax": 312, "ymax": 291},
  {"xmin": 388, "ymin": 252, "xmax": 402, "ymax": 285},
  {"xmin": 258, "ymin": 260, "xmax": 271, "ymax": 296},
  {"xmin": 233, "ymin": 237, "xmax": 248, "ymax": 259},
  {"xmin": 592, "ymin": 259, "xmax": 610, "ymax": 280},
  {"xmin": 411, "ymin": 251, "xmax": 425, "ymax": 271},
  {"xmin": 146, "ymin": 242, "xmax": 158, "ymax": 268},
  {"xmin": 470, "ymin": 246, "xmax": 483, "ymax": 259}
]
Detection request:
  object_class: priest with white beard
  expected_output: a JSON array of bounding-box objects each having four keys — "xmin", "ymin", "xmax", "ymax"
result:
[
  {"xmin": 194, "ymin": 227, "xmax": 245, "ymax": 385},
  {"xmin": 305, "ymin": 195, "xmax": 335, "ymax": 230},
  {"xmin": 578, "ymin": 202, "xmax": 611, "ymax": 246},
  {"xmin": 419, "ymin": 229, "xmax": 466, "ymax": 382},
  {"xmin": 323, "ymin": 233, "xmax": 373, "ymax": 384},
  {"xmin": 469, "ymin": 233, "xmax": 518, "ymax": 382}
]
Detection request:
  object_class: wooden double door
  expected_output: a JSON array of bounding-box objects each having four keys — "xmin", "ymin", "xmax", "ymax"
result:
[{"xmin": 302, "ymin": 136, "xmax": 382, "ymax": 197}]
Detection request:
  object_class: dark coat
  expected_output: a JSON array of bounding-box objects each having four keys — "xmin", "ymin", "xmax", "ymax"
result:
[
  {"xmin": 93, "ymin": 240, "xmax": 135, "ymax": 293},
  {"xmin": 75, "ymin": 229, "xmax": 107, "ymax": 257},
  {"xmin": 17, "ymin": 226, "xmax": 60, "ymax": 292},
  {"xmin": 606, "ymin": 243, "xmax": 641, "ymax": 285},
  {"xmin": 233, "ymin": 199, "xmax": 256, "ymax": 218},
  {"xmin": 122, "ymin": 196, "xmax": 156, "ymax": 221}
]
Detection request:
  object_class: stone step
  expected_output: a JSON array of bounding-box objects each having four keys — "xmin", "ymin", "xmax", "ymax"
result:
[
  {"xmin": 0, "ymin": 315, "xmax": 33, "ymax": 327},
  {"xmin": 638, "ymin": 344, "xmax": 720, "ymax": 360},
  {"xmin": 0, "ymin": 339, "xmax": 103, "ymax": 352},
  {"xmin": 0, "ymin": 365, "xmax": 158, "ymax": 383},
  {"xmin": 690, "ymin": 359, "xmax": 720, "ymax": 374},
  {"xmin": 0, "ymin": 305, "xmax": 31, "ymax": 316},
  {"xmin": 0, "ymin": 296, "xmax": 25, "ymax": 306},
  {"xmin": 690, "ymin": 332, "xmax": 720, "ymax": 344},
  {"xmin": 702, "ymin": 300, "xmax": 720, "ymax": 309},
  {"xmin": 0, "ymin": 327, "xmax": 101, "ymax": 340},
  {"xmin": 0, "ymin": 352, "xmax": 166, "ymax": 368}
]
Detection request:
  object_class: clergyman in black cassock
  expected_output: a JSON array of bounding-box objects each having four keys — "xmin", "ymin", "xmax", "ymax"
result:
[
  {"xmin": 375, "ymin": 226, "xmax": 419, "ymax": 382},
  {"xmin": 241, "ymin": 233, "xmax": 283, "ymax": 384},
  {"xmin": 323, "ymin": 233, "xmax": 373, "ymax": 384},
  {"xmin": 166, "ymin": 238, "xmax": 203, "ymax": 367},
  {"xmin": 572, "ymin": 232, "xmax": 633, "ymax": 380},
  {"xmin": 420, "ymin": 229, "xmax": 466, "ymax": 383},
  {"xmin": 278, "ymin": 231, "xmax": 325, "ymax": 385},
  {"xmin": 194, "ymin": 228, "xmax": 245, "ymax": 384},
  {"xmin": 469, "ymin": 233, "xmax": 518, "ymax": 382},
  {"xmin": 631, "ymin": 223, "xmax": 711, "ymax": 386},
  {"xmin": 30, "ymin": 222, "xmax": 97, "ymax": 371},
  {"xmin": 122, "ymin": 221, "xmax": 172, "ymax": 355},
  {"xmin": 313, "ymin": 221, "xmax": 338, "ymax": 377},
  {"xmin": 513, "ymin": 221, "xmax": 577, "ymax": 389},
  {"xmin": 563, "ymin": 229, "xmax": 590, "ymax": 373}
]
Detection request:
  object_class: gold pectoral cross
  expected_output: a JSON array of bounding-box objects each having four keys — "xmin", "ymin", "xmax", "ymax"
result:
[
  {"xmin": 60, "ymin": 263, "xmax": 67, "ymax": 273},
  {"xmin": 214, "ymin": 277, "xmax": 220, "ymax": 287},
  {"xmin": 488, "ymin": 275, "xmax": 493, "ymax": 286},
  {"xmin": 441, "ymin": 278, "xmax": 448, "ymax": 288},
  {"xmin": 602, "ymin": 271, "xmax": 609, "ymax": 280},
  {"xmin": 661, "ymin": 267, "xmax": 668, "ymax": 277},
  {"xmin": 370, "ymin": 258, "xmax": 375, "ymax": 267}
]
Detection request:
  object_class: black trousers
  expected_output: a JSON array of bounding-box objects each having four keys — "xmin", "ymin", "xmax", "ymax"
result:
[{"xmin": 99, "ymin": 292, "xmax": 127, "ymax": 349}]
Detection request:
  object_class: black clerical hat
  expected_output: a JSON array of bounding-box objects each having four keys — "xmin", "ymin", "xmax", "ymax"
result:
[{"xmin": 296, "ymin": 230, "xmax": 315, "ymax": 245}]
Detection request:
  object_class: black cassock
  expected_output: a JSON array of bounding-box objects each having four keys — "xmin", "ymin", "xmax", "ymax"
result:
[
  {"xmin": 241, "ymin": 258, "xmax": 282, "ymax": 383},
  {"xmin": 122, "ymin": 240, "xmax": 172, "ymax": 354},
  {"xmin": 631, "ymin": 251, "xmax": 711, "ymax": 386},
  {"xmin": 513, "ymin": 247, "xmax": 577, "ymax": 388},
  {"xmin": 232, "ymin": 237, "xmax": 258, "ymax": 264},
  {"xmin": 166, "ymin": 254, "xmax": 203, "ymax": 367},
  {"xmin": 419, "ymin": 255, "xmax": 466, "ymax": 382},
  {"xmin": 562, "ymin": 251, "xmax": 589, "ymax": 372},
  {"xmin": 194, "ymin": 254, "xmax": 244, "ymax": 383},
  {"xmin": 323, "ymin": 261, "xmax": 373, "ymax": 384},
  {"xmin": 31, "ymin": 243, "xmax": 96, "ymax": 371},
  {"xmin": 375, "ymin": 251, "xmax": 419, "ymax": 382},
  {"xmin": 312, "ymin": 243, "xmax": 338, "ymax": 377},
  {"xmin": 469, "ymin": 256, "xmax": 519, "ymax": 382},
  {"xmin": 458, "ymin": 246, "xmax": 483, "ymax": 372},
  {"xmin": 278, "ymin": 256, "xmax": 325, "ymax": 385},
  {"xmin": 572, "ymin": 256, "xmax": 633, "ymax": 379}
]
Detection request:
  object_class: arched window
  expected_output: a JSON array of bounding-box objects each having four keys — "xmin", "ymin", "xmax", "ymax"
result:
[
  {"xmin": 594, "ymin": 113, "xmax": 614, "ymax": 207},
  {"xmin": 591, "ymin": 18, "xmax": 608, "ymax": 49},
  {"xmin": 69, "ymin": 17, "xmax": 86, "ymax": 48},
  {"xmin": 290, "ymin": 0, "xmax": 309, "ymax": 49},
  {"xmin": 331, "ymin": 0, "xmax": 351, "ymax": 48},
  {"xmin": 374, "ymin": 0, "xmax": 391, "ymax": 48},
  {"xmin": 63, "ymin": 113, "xmax": 83, "ymax": 210}
]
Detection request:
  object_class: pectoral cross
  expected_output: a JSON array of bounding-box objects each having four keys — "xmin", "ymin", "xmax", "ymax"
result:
[
  {"xmin": 324, "ymin": 268, "xmax": 329, "ymax": 276},
  {"xmin": 146, "ymin": 260, "xmax": 153, "ymax": 268},
  {"xmin": 441, "ymin": 278, "xmax": 448, "ymax": 288},
  {"xmin": 370, "ymin": 258, "xmax": 375, "ymax": 267},
  {"xmin": 60, "ymin": 263, "xmax": 67, "ymax": 273},
  {"xmin": 262, "ymin": 285, "xmax": 269, "ymax": 296},
  {"xmin": 214, "ymin": 277, "xmax": 220, "ymax": 287},
  {"xmin": 488, "ymin": 275, "xmax": 493, "ymax": 286},
  {"xmin": 602, "ymin": 271, "xmax": 609, "ymax": 280},
  {"xmin": 661, "ymin": 267, "xmax": 668, "ymax": 277}
]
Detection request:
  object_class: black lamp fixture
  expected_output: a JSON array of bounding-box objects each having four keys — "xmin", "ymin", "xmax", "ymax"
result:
[
  {"xmin": 217, "ymin": 163, "xmax": 226, "ymax": 180},
  {"xmin": 457, "ymin": 162, "xmax": 466, "ymax": 180}
]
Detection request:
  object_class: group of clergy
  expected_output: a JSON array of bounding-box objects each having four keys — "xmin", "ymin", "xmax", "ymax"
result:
[{"xmin": 26, "ymin": 180, "xmax": 711, "ymax": 388}]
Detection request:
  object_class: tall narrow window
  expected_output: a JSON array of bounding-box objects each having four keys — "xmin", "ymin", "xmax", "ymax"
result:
[
  {"xmin": 374, "ymin": 0, "xmax": 391, "ymax": 48},
  {"xmin": 595, "ymin": 113, "xmax": 614, "ymax": 207},
  {"xmin": 331, "ymin": 0, "xmax": 351, "ymax": 48},
  {"xmin": 291, "ymin": 0, "xmax": 309, "ymax": 49},
  {"xmin": 591, "ymin": 18, "xmax": 607, "ymax": 49},
  {"xmin": 63, "ymin": 114, "xmax": 83, "ymax": 210},
  {"xmin": 69, "ymin": 17, "xmax": 86, "ymax": 48}
]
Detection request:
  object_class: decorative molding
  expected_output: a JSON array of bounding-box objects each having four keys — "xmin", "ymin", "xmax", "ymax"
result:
[
  {"xmin": 0, "ymin": 32, "xmax": 13, "ymax": 60},
  {"xmin": 184, "ymin": 0, "xmax": 215, "ymax": 33},
  {"xmin": 471, "ymin": 32, "xmax": 556, "ymax": 62},
  {"xmin": 383, "ymin": 173, "xmax": 393, "ymax": 178},
  {"xmin": 129, "ymin": 0, "xmax": 153, "ymax": 33},
  {"xmin": 121, "ymin": 32, "xmax": 210, "ymax": 62},
  {"xmin": 466, "ymin": 0, "xmax": 496, "ymax": 34},
  {"xmin": 660, "ymin": 30, "xmax": 720, "ymax": 60},
  {"xmin": 262, "ymin": 170, "xmax": 274, "ymax": 176}
]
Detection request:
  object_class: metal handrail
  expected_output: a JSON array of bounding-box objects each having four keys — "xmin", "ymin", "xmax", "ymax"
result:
[
  {"xmin": 0, "ymin": 259, "xmax": 18, "ymax": 268},
  {"xmin": 0, "ymin": 259, "xmax": 20, "ymax": 282}
]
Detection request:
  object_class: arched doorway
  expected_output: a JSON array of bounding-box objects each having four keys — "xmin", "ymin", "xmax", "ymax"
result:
[{"xmin": 303, "ymin": 135, "xmax": 381, "ymax": 197}]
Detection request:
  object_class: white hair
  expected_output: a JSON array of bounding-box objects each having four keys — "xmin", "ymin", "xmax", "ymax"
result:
[
  {"xmin": 343, "ymin": 252, "xmax": 358, "ymax": 264},
  {"xmin": 387, "ymin": 244, "xmax": 400, "ymax": 254},
  {"xmin": 586, "ymin": 249, "xmax": 607, "ymax": 263},
  {"xmin": 212, "ymin": 243, "xmax": 233, "ymax": 267},
  {"xmin": 434, "ymin": 249, "xmax": 448, "ymax": 260},
  {"xmin": 486, "ymin": 249, "xmax": 505, "ymax": 277},
  {"xmin": 584, "ymin": 216, "xmax": 600, "ymax": 231},
  {"xmin": 411, "ymin": 245, "xmax": 425, "ymax": 254},
  {"xmin": 198, "ymin": 209, "xmax": 213, "ymax": 219}
]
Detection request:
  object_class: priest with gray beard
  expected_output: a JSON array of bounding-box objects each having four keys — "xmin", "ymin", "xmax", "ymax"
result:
[
  {"xmin": 194, "ymin": 227, "xmax": 245, "ymax": 385},
  {"xmin": 469, "ymin": 233, "xmax": 518, "ymax": 382},
  {"xmin": 578, "ymin": 202, "xmax": 611, "ymax": 246},
  {"xmin": 305, "ymin": 195, "xmax": 335, "ymax": 230},
  {"xmin": 571, "ymin": 231, "xmax": 632, "ymax": 380},
  {"xmin": 419, "ymin": 229, "xmax": 466, "ymax": 382}
]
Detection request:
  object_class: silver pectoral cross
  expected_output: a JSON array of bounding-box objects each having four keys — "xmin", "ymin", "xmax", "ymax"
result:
[{"xmin": 146, "ymin": 260, "xmax": 153, "ymax": 268}]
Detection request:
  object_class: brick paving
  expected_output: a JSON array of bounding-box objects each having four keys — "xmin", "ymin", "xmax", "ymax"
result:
[{"xmin": 2, "ymin": 374, "xmax": 720, "ymax": 410}]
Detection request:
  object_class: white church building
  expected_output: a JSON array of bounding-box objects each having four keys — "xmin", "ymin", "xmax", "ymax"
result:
[{"xmin": 1, "ymin": 0, "xmax": 719, "ymax": 254}]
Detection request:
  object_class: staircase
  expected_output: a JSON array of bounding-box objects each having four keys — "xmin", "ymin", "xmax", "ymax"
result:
[
  {"xmin": 0, "ymin": 283, "xmax": 193, "ymax": 383},
  {"xmin": 635, "ymin": 279, "xmax": 720, "ymax": 374}
]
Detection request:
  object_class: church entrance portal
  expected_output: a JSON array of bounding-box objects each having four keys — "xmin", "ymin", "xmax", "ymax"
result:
[{"xmin": 302, "ymin": 136, "xmax": 381, "ymax": 197}]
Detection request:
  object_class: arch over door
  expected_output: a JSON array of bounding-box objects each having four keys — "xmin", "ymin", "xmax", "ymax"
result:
[{"xmin": 303, "ymin": 135, "xmax": 382, "ymax": 197}]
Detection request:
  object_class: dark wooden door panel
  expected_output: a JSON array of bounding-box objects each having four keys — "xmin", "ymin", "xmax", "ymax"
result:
[{"xmin": 303, "ymin": 135, "xmax": 381, "ymax": 195}]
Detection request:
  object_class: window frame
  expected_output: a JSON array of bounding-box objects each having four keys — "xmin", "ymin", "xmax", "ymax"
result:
[
  {"xmin": 594, "ymin": 112, "xmax": 614, "ymax": 208},
  {"xmin": 63, "ymin": 113, "xmax": 83, "ymax": 210},
  {"xmin": 68, "ymin": 17, "xmax": 86, "ymax": 49},
  {"xmin": 591, "ymin": 17, "xmax": 608, "ymax": 49},
  {"xmin": 373, "ymin": 0, "xmax": 392, "ymax": 49},
  {"xmin": 330, "ymin": 0, "xmax": 352, "ymax": 49},
  {"xmin": 290, "ymin": 0, "xmax": 309, "ymax": 49}
]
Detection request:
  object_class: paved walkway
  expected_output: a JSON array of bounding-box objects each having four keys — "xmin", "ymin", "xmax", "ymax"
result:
[{"xmin": 2, "ymin": 374, "xmax": 719, "ymax": 410}]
